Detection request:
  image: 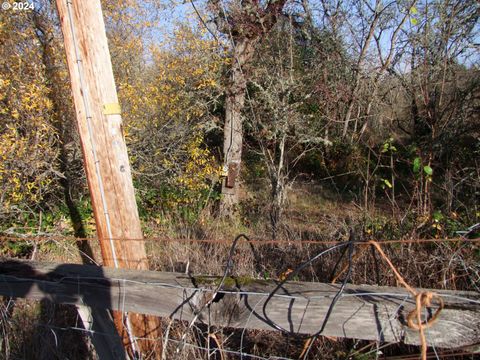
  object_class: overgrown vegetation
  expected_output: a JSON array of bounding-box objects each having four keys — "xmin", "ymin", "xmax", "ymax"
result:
[{"xmin": 0, "ymin": 0, "xmax": 479, "ymax": 359}]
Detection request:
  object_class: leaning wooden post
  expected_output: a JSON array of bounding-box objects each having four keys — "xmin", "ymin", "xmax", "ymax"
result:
[{"xmin": 55, "ymin": 0, "xmax": 162, "ymax": 357}]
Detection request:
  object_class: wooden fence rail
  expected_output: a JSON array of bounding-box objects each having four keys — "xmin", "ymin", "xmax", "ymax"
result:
[{"xmin": 0, "ymin": 259, "xmax": 479, "ymax": 351}]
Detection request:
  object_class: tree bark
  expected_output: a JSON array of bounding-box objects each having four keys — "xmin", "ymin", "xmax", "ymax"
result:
[
  {"xmin": 269, "ymin": 132, "xmax": 287, "ymax": 239},
  {"xmin": 220, "ymin": 39, "xmax": 254, "ymax": 216},
  {"xmin": 211, "ymin": 0, "xmax": 288, "ymax": 217}
]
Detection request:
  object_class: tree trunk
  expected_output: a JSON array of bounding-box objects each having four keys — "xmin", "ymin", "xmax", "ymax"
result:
[
  {"xmin": 220, "ymin": 39, "xmax": 254, "ymax": 216},
  {"xmin": 342, "ymin": 3, "xmax": 380, "ymax": 139},
  {"xmin": 210, "ymin": 0, "xmax": 287, "ymax": 218},
  {"xmin": 269, "ymin": 132, "xmax": 287, "ymax": 239},
  {"xmin": 270, "ymin": 175, "xmax": 286, "ymax": 240}
]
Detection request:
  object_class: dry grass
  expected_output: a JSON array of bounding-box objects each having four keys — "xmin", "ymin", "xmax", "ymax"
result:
[
  {"xmin": 0, "ymin": 298, "xmax": 95, "ymax": 360},
  {"xmin": 1, "ymin": 185, "xmax": 478, "ymax": 359}
]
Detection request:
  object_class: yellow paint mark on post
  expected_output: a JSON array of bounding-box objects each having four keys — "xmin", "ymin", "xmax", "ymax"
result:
[{"xmin": 103, "ymin": 103, "xmax": 122, "ymax": 115}]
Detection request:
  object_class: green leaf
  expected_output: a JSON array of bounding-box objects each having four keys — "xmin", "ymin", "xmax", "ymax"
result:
[
  {"xmin": 383, "ymin": 179, "xmax": 393, "ymax": 188},
  {"xmin": 411, "ymin": 18, "xmax": 418, "ymax": 25},
  {"xmin": 410, "ymin": 6, "xmax": 418, "ymax": 15},
  {"xmin": 423, "ymin": 165, "xmax": 433, "ymax": 176},
  {"xmin": 413, "ymin": 157, "xmax": 421, "ymax": 173},
  {"xmin": 432, "ymin": 210, "xmax": 444, "ymax": 222},
  {"xmin": 381, "ymin": 138, "xmax": 396, "ymax": 153}
]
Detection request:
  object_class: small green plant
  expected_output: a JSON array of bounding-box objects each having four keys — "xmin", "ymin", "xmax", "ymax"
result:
[
  {"xmin": 381, "ymin": 137, "xmax": 397, "ymax": 154},
  {"xmin": 0, "ymin": 240, "xmax": 33, "ymax": 257},
  {"xmin": 412, "ymin": 156, "xmax": 433, "ymax": 179}
]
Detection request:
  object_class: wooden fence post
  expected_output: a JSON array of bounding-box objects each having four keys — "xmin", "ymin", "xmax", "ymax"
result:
[{"xmin": 55, "ymin": 0, "xmax": 162, "ymax": 357}]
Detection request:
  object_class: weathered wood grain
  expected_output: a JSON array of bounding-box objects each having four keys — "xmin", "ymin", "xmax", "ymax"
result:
[
  {"xmin": 55, "ymin": 0, "xmax": 161, "ymax": 355},
  {"xmin": 0, "ymin": 259, "xmax": 479, "ymax": 349}
]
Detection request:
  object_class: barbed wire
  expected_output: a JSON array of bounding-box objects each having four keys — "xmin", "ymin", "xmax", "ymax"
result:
[
  {"xmin": 176, "ymin": 234, "xmax": 256, "ymax": 353},
  {"xmin": 30, "ymin": 322, "xmax": 296, "ymax": 360},
  {"xmin": 13, "ymin": 317, "xmax": 479, "ymax": 360},
  {"xmin": 262, "ymin": 239, "xmax": 354, "ymax": 337},
  {"xmin": 3, "ymin": 269, "xmax": 479, "ymax": 307},
  {"xmin": 1, "ymin": 231, "xmax": 479, "ymax": 359},
  {"xmin": 1, "ymin": 234, "xmax": 479, "ymax": 245}
]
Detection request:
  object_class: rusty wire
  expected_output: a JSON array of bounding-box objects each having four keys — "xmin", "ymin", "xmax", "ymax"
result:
[{"xmin": 0, "ymin": 235, "xmax": 479, "ymax": 245}]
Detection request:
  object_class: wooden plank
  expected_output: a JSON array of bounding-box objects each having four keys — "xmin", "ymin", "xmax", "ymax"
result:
[
  {"xmin": 75, "ymin": 304, "xmax": 126, "ymax": 360},
  {"xmin": 54, "ymin": 0, "xmax": 161, "ymax": 356},
  {"xmin": 1, "ymin": 259, "xmax": 479, "ymax": 349}
]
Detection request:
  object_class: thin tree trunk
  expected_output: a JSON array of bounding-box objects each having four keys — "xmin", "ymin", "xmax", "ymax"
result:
[
  {"xmin": 270, "ymin": 175, "xmax": 285, "ymax": 239},
  {"xmin": 270, "ymin": 132, "xmax": 287, "ymax": 239},
  {"xmin": 342, "ymin": 1, "xmax": 380, "ymax": 138}
]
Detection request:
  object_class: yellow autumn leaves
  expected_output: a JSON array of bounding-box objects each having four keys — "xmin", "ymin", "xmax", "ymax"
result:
[
  {"xmin": 115, "ymin": 22, "xmax": 226, "ymax": 207},
  {"xmin": 173, "ymin": 133, "xmax": 222, "ymax": 192},
  {"xmin": 0, "ymin": 12, "xmax": 60, "ymax": 216},
  {"xmin": 1, "ymin": 2, "xmax": 227, "ymax": 219}
]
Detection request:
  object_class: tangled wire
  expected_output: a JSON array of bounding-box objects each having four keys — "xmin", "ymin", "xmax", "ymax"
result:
[{"xmin": 196, "ymin": 232, "xmax": 445, "ymax": 360}]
